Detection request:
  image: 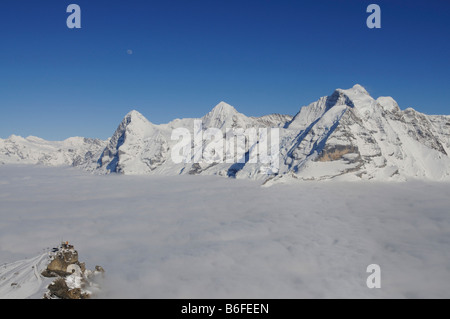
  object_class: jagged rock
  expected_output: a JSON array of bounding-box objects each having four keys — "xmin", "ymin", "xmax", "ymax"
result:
[
  {"xmin": 46, "ymin": 258, "xmax": 69, "ymax": 275},
  {"xmin": 316, "ymin": 145, "xmax": 359, "ymax": 162},
  {"xmin": 79, "ymin": 262, "xmax": 86, "ymax": 273},
  {"xmin": 95, "ymin": 266, "xmax": 105, "ymax": 273},
  {"xmin": 42, "ymin": 242, "xmax": 104, "ymax": 299},
  {"xmin": 45, "ymin": 277, "xmax": 90, "ymax": 300},
  {"xmin": 43, "ymin": 244, "xmax": 79, "ymax": 277},
  {"xmin": 45, "ymin": 278, "xmax": 68, "ymax": 299}
]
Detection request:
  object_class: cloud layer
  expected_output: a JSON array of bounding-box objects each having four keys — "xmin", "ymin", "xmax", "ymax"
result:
[{"xmin": 1, "ymin": 165, "xmax": 450, "ymax": 298}]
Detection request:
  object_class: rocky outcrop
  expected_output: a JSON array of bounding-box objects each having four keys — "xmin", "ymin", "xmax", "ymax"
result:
[
  {"xmin": 46, "ymin": 277, "xmax": 90, "ymax": 300},
  {"xmin": 316, "ymin": 145, "xmax": 359, "ymax": 162},
  {"xmin": 42, "ymin": 242, "xmax": 104, "ymax": 299}
]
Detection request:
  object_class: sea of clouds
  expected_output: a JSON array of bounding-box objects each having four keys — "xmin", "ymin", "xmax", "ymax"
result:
[{"xmin": 1, "ymin": 165, "xmax": 449, "ymax": 298}]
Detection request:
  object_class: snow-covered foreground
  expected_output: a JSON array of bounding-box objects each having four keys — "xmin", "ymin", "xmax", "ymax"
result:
[
  {"xmin": 0, "ymin": 252, "xmax": 53, "ymax": 298},
  {"xmin": 1, "ymin": 165, "xmax": 449, "ymax": 298}
]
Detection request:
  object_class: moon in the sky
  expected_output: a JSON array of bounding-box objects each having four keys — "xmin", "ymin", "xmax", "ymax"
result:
[{"xmin": 127, "ymin": 49, "xmax": 133, "ymax": 55}]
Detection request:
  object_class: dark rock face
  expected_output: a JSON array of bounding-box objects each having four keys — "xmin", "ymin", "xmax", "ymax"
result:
[
  {"xmin": 42, "ymin": 244, "xmax": 80, "ymax": 278},
  {"xmin": 41, "ymin": 242, "xmax": 104, "ymax": 299},
  {"xmin": 317, "ymin": 145, "xmax": 359, "ymax": 162},
  {"xmin": 45, "ymin": 278, "xmax": 90, "ymax": 300}
]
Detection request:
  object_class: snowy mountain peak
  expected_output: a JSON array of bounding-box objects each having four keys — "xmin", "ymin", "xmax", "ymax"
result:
[
  {"xmin": 207, "ymin": 101, "xmax": 239, "ymax": 117},
  {"xmin": 338, "ymin": 84, "xmax": 373, "ymax": 102},
  {"xmin": 2, "ymin": 86, "xmax": 450, "ymax": 183},
  {"xmin": 287, "ymin": 86, "xmax": 362, "ymax": 130},
  {"xmin": 376, "ymin": 96, "xmax": 400, "ymax": 113},
  {"xmin": 349, "ymin": 84, "xmax": 370, "ymax": 95},
  {"xmin": 330, "ymin": 84, "xmax": 380, "ymax": 118},
  {"xmin": 334, "ymin": 84, "xmax": 369, "ymax": 98},
  {"xmin": 126, "ymin": 109, "xmax": 142, "ymax": 116},
  {"xmin": 122, "ymin": 110, "xmax": 152, "ymax": 126},
  {"xmin": 115, "ymin": 109, "xmax": 156, "ymax": 139},
  {"xmin": 6, "ymin": 134, "xmax": 27, "ymax": 142},
  {"xmin": 96, "ymin": 110, "xmax": 160, "ymax": 174},
  {"xmin": 202, "ymin": 101, "xmax": 250, "ymax": 129}
]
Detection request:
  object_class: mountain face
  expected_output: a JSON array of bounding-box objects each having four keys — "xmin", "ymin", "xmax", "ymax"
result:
[
  {"xmin": 96, "ymin": 110, "xmax": 170, "ymax": 175},
  {"xmin": 272, "ymin": 85, "xmax": 450, "ymax": 183},
  {"xmin": 2, "ymin": 85, "xmax": 450, "ymax": 183},
  {"xmin": 95, "ymin": 102, "xmax": 283, "ymax": 177}
]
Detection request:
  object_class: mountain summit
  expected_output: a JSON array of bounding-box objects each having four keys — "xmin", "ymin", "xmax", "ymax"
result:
[
  {"xmin": 1, "ymin": 85, "xmax": 450, "ymax": 183},
  {"xmin": 340, "ymin": 83, "xmax": 370, "ymax": 96},
  {"xmin": 208, "ymin": 101, "xmax": 238, "ymax": 115},
  {"xmin": 274, "ymin": 85, "xmax": 450, "ymax": 183},
  {"xmin": 96, "ymin": 109, "xmax": 168, "ymax": 175},
  {"xmin": 202, "ymin": 101, "xmax": 251, "ymax": 129}
]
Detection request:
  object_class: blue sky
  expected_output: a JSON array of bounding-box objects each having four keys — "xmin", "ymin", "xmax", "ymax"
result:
[{"xmin": 1, "ymin": 0, "xmax": 449, "ymax": 140}]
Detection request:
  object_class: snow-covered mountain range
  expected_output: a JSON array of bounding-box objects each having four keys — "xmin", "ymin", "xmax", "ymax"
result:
[
  {"xmin": 1, "ymin": 85, "xmax": 450, "ymax": 183},
  {"xmin": 0, "ymin": 136, "xmax": 106, "ymax": 168}
]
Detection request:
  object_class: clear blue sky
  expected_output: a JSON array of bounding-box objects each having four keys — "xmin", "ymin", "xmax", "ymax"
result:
[{"xmin": 1, "ymin": 0, "xmax": 449, "ymax": 140}]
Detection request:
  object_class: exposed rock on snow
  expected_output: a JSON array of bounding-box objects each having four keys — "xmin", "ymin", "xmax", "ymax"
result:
[
  {"xmin": 42, "ymin": 242, "xmax": 104, "ymax": 299},
  {"xmin": 0, "ymin": 242, "xmax": 104, "ymax": 299}
]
